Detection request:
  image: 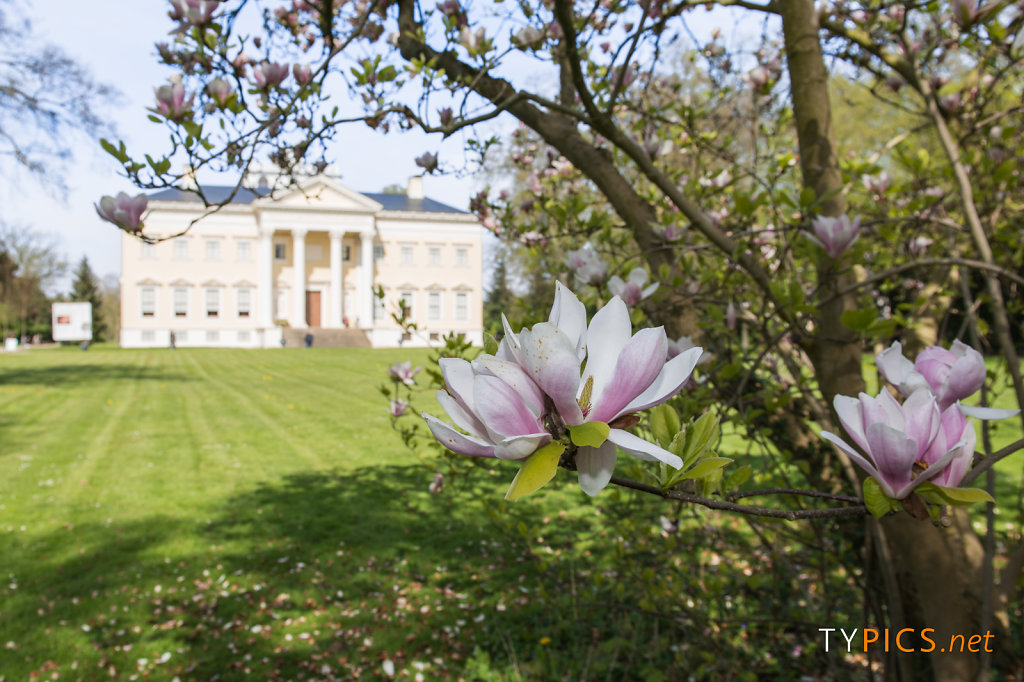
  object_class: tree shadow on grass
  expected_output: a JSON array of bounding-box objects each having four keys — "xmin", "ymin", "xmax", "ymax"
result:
[
  {"xmin": 0, "ymin": 362, "xmax": 192, "ymax": 387},
  {"xmin": 1, "ymin": 464, "xmax": 585, "ymax": 680}
]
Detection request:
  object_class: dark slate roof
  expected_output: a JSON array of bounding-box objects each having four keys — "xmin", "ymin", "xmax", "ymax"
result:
[{"xmin": 149, "ymin": 185, "xmax": 467, "ymax": 214}]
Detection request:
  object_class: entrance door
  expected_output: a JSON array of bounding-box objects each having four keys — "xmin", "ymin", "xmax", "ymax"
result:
[{"xmin": 305, "ymin": 291, "xmax": 321, "ymax": 327}]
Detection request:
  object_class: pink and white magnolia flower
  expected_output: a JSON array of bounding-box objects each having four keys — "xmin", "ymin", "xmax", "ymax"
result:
[
  {"xmin": 921, "ymin": 405, "xmax": 976, "ymax": 487},
  {"xmin": 168, "ymin": 0, "xmax": 219, "ymax": 28},
  {"xmin": 387, "ymin": 360, "xmax": 421, "ymax": 386},
  {"xmin": 389, "ymin": 399, "xmax": 410, "ymax": 417},
  {"xmin": 252, "ymin": 62, "xmax": 290, "ymax": 90},
  {"xmin": 423, "ymin": 357, "xmax": 551, "ymax": 460},
  {"xmin": 501, "ymin": 283, "xmax": 703, "ymax": 495},
  {"xmin": 806, "ymin": 214, "xmax": 861, "ymax": 259},
  {"xmin": 565, "ymin": 242, "xmax": 607, "ymax": 287},
  {"xmin": 205, "ymin": 78, "xmax": 233, "ymax": 107},
  {"xmin": 292, "ymin": 63, "xmax": 313, "ymax": 86},
  {"xmin": 877, "ymin": 340, "xmax": 984, "ymax": 411},
  {"xmin": 821, "ymin": 389, "xmax": 964, "ymax": 499},
  {"xmin": 607, "ymin": 268, "xmax": 658, "ymax": 306},
  {"xmin": 95, "ymin": 192, "xmax": 148, "ymax": 233},
  {"xmin": 414, "ymin": 152, "xmax": 438, "ymax": 173},
  {"xmin": 151, "ymin": 77, "xmax": 193, "ymax": 121}
]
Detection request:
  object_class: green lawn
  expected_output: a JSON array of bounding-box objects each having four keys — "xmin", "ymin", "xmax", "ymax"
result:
[{"xmin": 1, "ymin": 346, "xmax": 1021, "ymax": 681}]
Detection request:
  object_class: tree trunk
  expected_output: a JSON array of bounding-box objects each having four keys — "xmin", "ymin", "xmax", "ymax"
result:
[{"xmin": 778, "ymin": 3, "xmax": 994, "ymax": 679}]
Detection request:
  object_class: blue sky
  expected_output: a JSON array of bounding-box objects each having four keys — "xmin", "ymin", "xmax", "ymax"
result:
[{"xmin": 8, "ymin": 1, "xmax": 755, "ymax": 292}]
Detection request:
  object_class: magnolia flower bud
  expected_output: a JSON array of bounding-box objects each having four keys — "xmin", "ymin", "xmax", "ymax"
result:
[
  {"xmin": 95, "ymin": 192, "xmax": 149, "ymax": 233},
  {"xmin": 414, "ymin": 151, "xmax": 438, "ymax": 173},
  {"xmin": 806, "ymin": 214, "xmax": 861, "ymax": 259},
  {"xmin": 252, "ymin": 62, "xmax": 290, "ymax": 90},
  {"xmin": 293, "ymin": 63, "xmax": 313, "ymax": 86}
]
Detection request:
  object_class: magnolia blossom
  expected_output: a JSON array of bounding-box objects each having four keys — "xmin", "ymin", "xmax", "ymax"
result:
[
  {"xmin": 565, "ymin": 243, "xmax": 607, "ymax": 287},
  {"xmin": 862, "ymin": 171, "xmax": 892, "ymax": 195},
  {"xmin": 389, "ymin": 399, "xmax": 410, "ymax": 417},
  {"xmin": 821, "ymin": 389, "xmax": 965, "ymax": 499},
  {"xmin": 387, "ymin": 360, "xmax": 421, "ymax": 386},
  {"xmin": 425, "ymin": 282, "xmax": 702, "ymax": 496},
  {"xmin": 607, "ymin": 269, "xmax": 658, "ymax": 306},
  {"xmin": 424, "ymin": 357, "xmax": 552, "ymax": 460},
  {"xmin": 922, "ymin": 405, "xmax": 976, "ymax": 487},
  {"xmin": 205, "ymin": 78, "xmax": 233, "ymax": 107},
  {"xmin": 95, "ymin": 193, "xmax": 148, "ymax": 233},
  {"xmin": 806, "ymin": 214, "xmax": 861, "ymax": 259},
  {"xmin": 501, "ymin": 283, "xmax": 702, "ymax": 495},
  {"xmin": 877, "ymin": 340, "xmax": 984, "ymax": 410},
  {"xmin": 458, "ymin": 26, "xmax": 487, "ymax": 54},
  {"xmin": 168, "ymin": 0, "xmax": 219, "ymax": 28},
  {"xmin": 151, "ymin": 77, "xmax": 192, "ymax": 121},
  {"xmin": 293, "ymin": 63, "xmax": 314, "ymax": 86},
  {"xmin": 252, "ymin": 62, "xmax": 290, "ymax": 90},
  {"xmin": 414, "ymin": 152, "xmax": 438, "ymax": 173}
]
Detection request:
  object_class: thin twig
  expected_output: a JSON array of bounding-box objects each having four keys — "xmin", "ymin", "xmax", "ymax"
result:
[{"xmin": 609, "ymin": 476, "xmax": 866, "ymax": 520}]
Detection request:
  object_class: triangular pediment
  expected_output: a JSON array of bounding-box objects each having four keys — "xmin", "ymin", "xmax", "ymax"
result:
[{"xmin": 259, "ymin": 176, "xmax": 383, "ymax": 213}]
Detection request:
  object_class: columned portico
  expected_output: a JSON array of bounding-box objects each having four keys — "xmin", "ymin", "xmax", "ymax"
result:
[
  {"xmin": 329, "ymin": 230, "xmax": 344, "ymax": 328},
  {"xmin": 291, "ymin": 228, "xmax": 308, "ymax": 328},
  {"xmin": 358, "ymin": 229, "xmax": 374, "ymax": 329},
  {"xmin": 258, "ymin": 230, "xmax": 274, "ymax": 327}
]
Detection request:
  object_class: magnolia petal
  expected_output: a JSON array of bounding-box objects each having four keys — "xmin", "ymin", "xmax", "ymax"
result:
[
  {"xmin": 641, "ymin": 282, "xmax": 659, "ymax": 299},
  {"xmin": 493, "ymin": 433, "xmax": 552, "ymax": 461},
  {"xmin": 834, "ymin": 394, "xmax": 869, "ymax": 453},
  {"xmin": 500, "ymin": 313, "xmax": 523, "ymax": 364},
  {"xmin": 619, "ymin": 346, "xmax": 703, "ymax": 417},
  {"xmin": 471, "ymin": 354, "xmax": 545, "ymax": 417},
  {"xmin": 582, "ymin": 296, "xmax": 632, "ymax": 406},
  {"xmin": 608, "ymin": 428, "xmax": 683, "ymax": 469},
  {"xmin": 473, "ymin": 375, "xmax": 545, "ymax": 438},
  {"xmin": 589, "ymin": 327, "xmax": 667, "ymax": 423},
  {"xmin": 518, "ymin": 322, "xmax": 584, "ymax": 426},
  {"xmin": 865, "ymin": 423, "xmax": 918, "ymax": 498},
  {"xmin": 902, "ymin": 388, "xmax": 940, "ymax": 457},
  {"xmin": 576, "ymin": 441, "xmax": 617, "ymax": 497},
  {"xmin": 957, "ymin": 404, "xmax": 1020, "ymax": 421},
  {"xmin": 436, "ymin": 390, "xmax": 489, "ymax": 440},
  {"xmin": 548, "ymin": 281, "xmax": 587, "ymax": 360},
  {"xmin": 820, "ymin": 430, "xmax": 896, "ymax": 499},
  {"xmin": 423, "ymin": 413, "xmax": 496, "ymax": 458},
  {"xmin": 439, "ymin": 358, "xmax": 477, "ymax": 411}
]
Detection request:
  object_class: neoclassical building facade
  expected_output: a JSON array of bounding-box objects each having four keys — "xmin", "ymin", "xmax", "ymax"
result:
[{"xmin": 120, "ymin": 175, "xmax": 484, "ymax": 348}]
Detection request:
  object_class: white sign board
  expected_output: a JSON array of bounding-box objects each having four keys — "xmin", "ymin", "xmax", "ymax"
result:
[{"xmin": 52, "ymin": 302, "xmax": 93, "ymax": 342}]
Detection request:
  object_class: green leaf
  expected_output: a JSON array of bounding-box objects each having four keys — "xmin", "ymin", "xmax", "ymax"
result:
[
  {"xmin": 862, "ymin": 478, "xmax": 897, "ymax": 518},
  {"xmin": 680, "ymin": 457, "xmax": 733, "ymax": 481},
  {"xmin": 568, "ymin": 421, "xmax": 610, "ymax": 448},
  {"xmin": 505, "ymin": 442, "xmax": 565, "ymax": 501},
  {"xmin": 840, "ymin": 308, "xmax": 876, "ymax": 332},
  {"xmin": 799, "ymin": 187, "xmax": 817, "ymax": 208},
  {"xmin": 100, "ymin": 138, "xmax": 128, "ymax": 163},
  {"xmin": 482, "ymin": 333, "xmax": 498, "ymax": 356},
  {"xmin": 723, "ymin": 464, "xmax": 752, "ymax": 491},
  {"xmin": 649, "ymin": 404, "xmax": 680, "ymax": 450},
  {"xmin": 922, "ymin": 483, "xmax": 995, "ymax": 506}
]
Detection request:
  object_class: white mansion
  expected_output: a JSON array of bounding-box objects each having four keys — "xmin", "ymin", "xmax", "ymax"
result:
[{"xmin": 120, "ymin": 174, "xmax": 484, "ymax": 348}]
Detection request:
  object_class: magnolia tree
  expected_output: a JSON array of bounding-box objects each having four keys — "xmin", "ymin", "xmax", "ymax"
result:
[{"xmin": 98, "ymin": 0, "xmax": 1024, "ymax": 678}]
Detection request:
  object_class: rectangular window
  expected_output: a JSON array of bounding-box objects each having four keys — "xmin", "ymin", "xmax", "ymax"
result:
[
  {"xmin": 428, "ymin": 246, "xmax": 441, "ymax": 266},
  {"xmin": 176, "ymin": 330, "xmax": 188, "ymax": 343},
  {"xmin": 373, "ymin": 245, "xmax": 384, "ymax": 261},
  {"xmin": 373, "ymin": 293, "xmax": 385, "ymax": 320},
  {"xmin": 399, "ymin": 291, "xmax": 414, "ymax": 319},
  {"xmin": 205, "ymin": 288, "xmax": 220, "ymax": 318},
  {"xmin": 306, "ymin": 244, "xmax": 323, "ymax": 261},
  {"xmin": 173, "ymin": 240, "xmax": 189, "ymax": 260},
  {"xmin": 456, "ymin": 247, "xmax": 468, "ymax": 267},
  {"xmin": 428, "ymin": 291, "xmax": 441, "ymax": 320},
  {"xmin": 173, "ymin": 287, "xmax": 188, "ymax": 317},
  {"xmin": 401, "ymin": 245, "xmax": 414, "ymax": 266},
  {"xmin": 236, "ymin": 239, "xmax": 252, "ymax": 261},
  {"xmin": 237, "ymin": 288, "xmax": 251, "ymax": 318},
  {"xmin": 343, "ymin": 245, "xmax": 351, "ymax": 262},
  {"xmin": 206, "ymin": 330, "xmax": 219, "ymax": 343},
  {"xmin": 140, "ymin": 287, "xmax": 156, "ymax": 317},
  {"xmin": 237, "ymin": 330, "xmax": 251, "ymax": 343},
  {"xmin": 205, "ymin": 239, "xmax": 221, "ymax": 260},
  {"xmin": 141, "ymin": 330, "xmax": 155, "ymax": 342},
  {"xmin": 274, "ymin": 242, "xmax": 287, "ymax": 260},
  {"xmin": 455, "ymin": 292, "xmax": 469, "ymax": 321},
  {"xmin": 141, "ymin": 243, "xmax": 156, "ymax": 260},
  {"xmin": 275, "ymin": 290, "xmax": 288, "ymax": 320}
]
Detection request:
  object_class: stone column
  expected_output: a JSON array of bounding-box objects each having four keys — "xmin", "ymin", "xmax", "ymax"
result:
[
  {"xmin": 292, "ymin": 228, "xmax": 307, "ymax": 328},
  {"xmin": 258, "ymin": 230, "xmax": 274, "ymax": 327},
  {"xmin": 359, "ymin": 229, "xmax": 374, "ymax": 329},
  {"xmin": 329, "ymin": 230, "xmax": 344, "ymax": 328}
]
